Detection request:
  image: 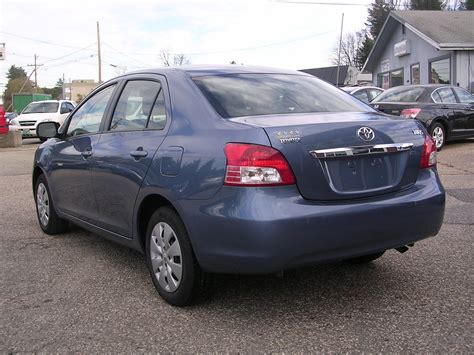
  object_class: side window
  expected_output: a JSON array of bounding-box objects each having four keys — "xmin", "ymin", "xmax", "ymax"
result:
[
  {"xmin": 60, "ymin": 102, "xmax": 68, "ymax": 114},
  {"xmin": 353, "ymin": 90, "xmax": 369, "ymax": 103},
  {"xmin": 110, "ymin": 80, "xmax": 162, "ymax": 131},
  {"xmin": 147, "ymin": 89, "xmax": 167, "ymax": 130},
  {"xmin": 435, "ymin": 88, "xmax": 457, "ymax": 103},
  {"xmin": 453, "ymin": 88, "xmax": 474, "ymax": 104},
  {"xmin": 368, "ymin": 89, "xmax": 383, "ymax": 101},
  {"xmin": 66, "ymin": 102, "xmax": 75, "ymax": 112},
  {"xmin": 67, "ymin": 85, "xmax": 115, "ymax": 137}
]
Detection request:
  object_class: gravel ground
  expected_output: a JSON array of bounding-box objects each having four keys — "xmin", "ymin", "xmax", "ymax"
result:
[{"xmin": 1, "ymin": 138, "xmax": 473, "ymax": 353}]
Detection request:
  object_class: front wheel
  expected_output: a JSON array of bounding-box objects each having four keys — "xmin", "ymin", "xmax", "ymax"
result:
[
  {"xmin": 146, "ymin": 207, "xmax": 209, "ymax": 306},
  {"xmin": 430, "ymin": 122, "xmax": 446, "ymax": 151},
  {"xmin": 34, "ymin": 174, "xmax": 68, "ymax": 234}
]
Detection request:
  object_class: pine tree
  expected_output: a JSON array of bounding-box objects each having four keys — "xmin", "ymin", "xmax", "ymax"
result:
[
  {"xmin": 366, "ymin": 0, "xmax": 396, "ymax": 40},
  {"xmin": 356, "ymin": 35, "xmax": 375, "ymax": 69},
  {"xmin": 409, "ymin": 0, "xmax": 442, "ymax": 9}
]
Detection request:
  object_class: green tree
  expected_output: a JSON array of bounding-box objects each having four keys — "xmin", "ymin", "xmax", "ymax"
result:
[
  {"xmin": 462, "ymin": 0, "xmax": 474, "ymax": 9},
  {"xmin": 41, "ymin": 78, "xmax": 64, "ymax": 100},
  {"xmin": 3, "ymin": 77, "xmax": 35, "ymax": 111},
  {"xmin": 356, "ymin": 34, "xmax": 375, "ymax": 70},
  {"xmin": 366, "ymin": 0, "xmax": 398, "ymax": 40},
  {"xmin": 6, "ymin": 65, "xmax": 27, "ymax": 81},
  {"xmin": 410, "ymin": 0, "xmax": 442, "ymax": 9}
]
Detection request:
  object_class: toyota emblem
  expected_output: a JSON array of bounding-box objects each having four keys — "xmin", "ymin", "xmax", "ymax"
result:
[{"xmin": 357, "ymin": 127, "xmax": 375, "ymax": 141}]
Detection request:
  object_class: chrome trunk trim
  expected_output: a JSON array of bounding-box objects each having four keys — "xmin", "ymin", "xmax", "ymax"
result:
[{"xmin": 309, "ymin": 143, "xmax": 414, "ymax": 159}]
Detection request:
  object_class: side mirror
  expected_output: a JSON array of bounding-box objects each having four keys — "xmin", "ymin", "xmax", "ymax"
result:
[
  {"xmin": 60, "ymin": 107, "xmax": 69, "ymax": 114},
  {"xmin": 37, "ymin": 121, "xmax": 60, "ymax": 140}
]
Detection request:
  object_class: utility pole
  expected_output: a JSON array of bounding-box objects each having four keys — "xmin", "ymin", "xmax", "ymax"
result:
[
  {"xmin": 97, "ymin": 21, "xmax": 102, "ymax": 83},
  {"xmin": 62, "ymin": 73, "xmax": 65, "ymax": 100},
  {"xmin": 335, "ymin": 13, "xmax": 344, "ymax": 88},
  {"xmin": 27, "ymin": 54, "xmax": 43, "ymax": 92}
]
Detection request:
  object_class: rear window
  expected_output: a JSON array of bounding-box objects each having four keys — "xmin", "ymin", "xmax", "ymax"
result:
[
  {"xmin": 372, "ymin": 86, "xmax": 426, "ymax": 103},
  {"xmin": 193, "ymin": 74, "xmax": 369, "ymax": 118},
  {"xmin": 22, "ymin": 102, "xmax": 59, "ymax": 114}
]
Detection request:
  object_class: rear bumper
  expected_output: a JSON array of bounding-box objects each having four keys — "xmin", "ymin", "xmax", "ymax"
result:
[{"xmin": 179, "ymin": 168, "xmax": 445, "ymax": 274}]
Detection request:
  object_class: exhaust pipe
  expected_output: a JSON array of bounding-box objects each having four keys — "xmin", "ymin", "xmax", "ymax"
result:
[{"xmin": 395, "ymin": 243, "xmax": 414, "ymax": 253}]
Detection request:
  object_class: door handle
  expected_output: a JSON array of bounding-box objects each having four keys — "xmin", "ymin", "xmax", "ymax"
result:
[
  {"xmin": 130, "ymin": 150, "xmax": 148, "ymax": 159},
  {"xmin": 81, "ymin": 150, "xmax": 93, "ymax": 158}
]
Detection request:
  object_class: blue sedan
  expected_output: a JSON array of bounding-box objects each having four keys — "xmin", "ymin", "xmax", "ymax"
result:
[{"xmin": 33, "ymin": 66, "xmax": 445, "ymax": 306}]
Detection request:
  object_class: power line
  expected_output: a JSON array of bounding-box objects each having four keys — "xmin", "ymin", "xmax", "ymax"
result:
[
  {"xmin": 39, "ymin": 43, "xmax": 96, "ymax": 65},
  {"xmin": 0, "ymin": 31, "xmax": 95, "ymax": 50},
  {"xmin": 273, "ymin": 0, "xmax": 370, "ymax": 5}
]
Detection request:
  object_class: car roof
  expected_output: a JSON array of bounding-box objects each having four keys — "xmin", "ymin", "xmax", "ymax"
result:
[{"xmin": 128, "ymin": 65, "xmax": 312, "ymax": 78}]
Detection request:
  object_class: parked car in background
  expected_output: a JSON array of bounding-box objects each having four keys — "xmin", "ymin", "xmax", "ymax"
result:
[
  {"xmin": 33, "ymin": 66, "xmax": 445, "ymax": 306},
  {"xmin": 0, "ymin": 105, "xmax": 7, "ymax": 135},
  {"xmin": 5, "ymin": 112, "xmax": 18, "ymax": 125},
  {"xmin": 9, "ymin": 100, "xmax": 76, "ymax": 141},
  {"xmin": 370, "ymin": 85, "xmax": 474, "ymax": 150},
  {"xmin": 341, "ymin": 86, "xmax": 384, "ymax": 104}
]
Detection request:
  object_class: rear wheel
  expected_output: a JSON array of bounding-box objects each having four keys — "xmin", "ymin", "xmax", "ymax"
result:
[
  {"xmin": 145, "ymin": 207, "xmax": 209, "ymax": 306},
  {"xmin": 430, "ymin": 122, "xmax": 446, "ymax": 151},
  {"xmin": 34, "ymin": 174, "xmax": 68, "ymax": 234},
  {"xmin": 346, "ymin": 251, "xmax": 385, "ymax": 264}
]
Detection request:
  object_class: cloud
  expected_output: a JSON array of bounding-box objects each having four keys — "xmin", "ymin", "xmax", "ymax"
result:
[{"xmin": 1, "ymin": 0, "xmax": 371, "ymax": 87}]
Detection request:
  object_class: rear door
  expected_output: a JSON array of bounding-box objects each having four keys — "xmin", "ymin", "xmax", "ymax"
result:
[
  {"xmin": 91, "ymin": 75, "xmax": 170, "ymax": 237},
  {"xmin": 432, "ymin": 87, "xmax": 464, "ymax": 134},
  {"xmin": 453, "ymin": 87, "xmax": 474, "ymax": 132}
]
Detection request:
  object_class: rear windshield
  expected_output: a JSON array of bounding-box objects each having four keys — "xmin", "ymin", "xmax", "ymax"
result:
[
  {"xmin": 22, "ymin": 102, "xmax": 59, "ymax": 114},
  {"xmin": 193, "ymin": 74, "xmax": 370, "ymax": 118},
  {"xmin": 372, "ymin": 86, "xmax": 426, "ymax": 103}
]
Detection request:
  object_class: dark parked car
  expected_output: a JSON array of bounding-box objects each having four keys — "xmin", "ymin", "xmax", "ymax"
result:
[
  {"xmin": 33, "ymin": 66, "xmax": 445, "ymax": 306},
  {"xmin": 370, "ymin": 85, "xmax": 474, "ymax": 150},
  {"xmin": 340, "ymin": 86, "xmax": 384, "ymax": 104}
]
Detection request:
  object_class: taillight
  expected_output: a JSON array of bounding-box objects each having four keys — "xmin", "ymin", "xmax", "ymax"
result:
[
  {"xmin": 420, "ymin": 134, "xmax": 437, "ymax": 169},
  {"xmin": 400, "ymin": 108, "xmax": 421, "ymax": 118},
  {"xmin": 224, "ymin": 143, "xmax": 296, "ymax": 186}
]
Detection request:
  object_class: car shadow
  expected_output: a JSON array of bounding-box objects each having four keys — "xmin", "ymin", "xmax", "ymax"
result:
[{"xmin": 65, "ymin": 223, "xmax": 415, "ymax": 315}]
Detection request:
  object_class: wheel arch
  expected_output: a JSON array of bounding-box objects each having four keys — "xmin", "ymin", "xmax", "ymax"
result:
[
  {"xmin": 32, "ymin": 165, "xmax": 46, "ymax": 192},
  {"xmin": 429, "ymin": 117, "xmax": 449, "ymax": 140},
  {"xmin": 136, "ymin": 193, "xmax": 181, "ymax": 253}
]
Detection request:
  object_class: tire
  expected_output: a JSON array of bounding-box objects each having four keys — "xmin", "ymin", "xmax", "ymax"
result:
[
  {"xmin": 145, "ymin": 207, "xmax": 210, "ymax": 306},
  {"xmin": 429, "ymin": 122, "xmax": 446, "ymax": 151},
  {"xmin": 346, "ymin": 251, "xmax": 385, "ymax": 264},
  {"xmin": 34, "ymin": 174, "xmax": 69, "ymax": 235}
]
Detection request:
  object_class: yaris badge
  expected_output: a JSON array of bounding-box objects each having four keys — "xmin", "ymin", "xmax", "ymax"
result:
[{"xmin": 357, "ymin": 127, "xmax": 375, "ymax": 141}]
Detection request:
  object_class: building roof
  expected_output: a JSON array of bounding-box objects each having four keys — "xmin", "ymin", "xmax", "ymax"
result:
[
  {"xmin": 363, "ymin": 10, "xmax": 474, "ymax": 72},
  {"xmin": 299, "ymin": 65, "xmax": 350, "ymax": 86}
]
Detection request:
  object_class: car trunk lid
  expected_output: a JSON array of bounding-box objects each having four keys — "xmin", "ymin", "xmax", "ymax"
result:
[{"xmin": 230, "ymin": 111, "xmax": 425, "ymax": 201}]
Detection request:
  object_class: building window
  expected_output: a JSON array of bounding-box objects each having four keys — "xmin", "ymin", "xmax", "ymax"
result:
[
  {"xmin": 390, "ymin": 69, "xmax": 404, "ymax": 87},
  {"xmin": 411, "ymin": 63, "xmax": 420, "ymax": 85},
  {"xmin": 429, "ymin": 57, "xmax": 450, "ymax": 84},
  {"xmin": 378, "ymin": 72, "xmax": 390, "ymax": 89}
]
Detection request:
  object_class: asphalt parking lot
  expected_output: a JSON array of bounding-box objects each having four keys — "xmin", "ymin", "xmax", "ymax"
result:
[{"xmin": 1, "ymin": 138, "xmax": 473, "ymax": 352}]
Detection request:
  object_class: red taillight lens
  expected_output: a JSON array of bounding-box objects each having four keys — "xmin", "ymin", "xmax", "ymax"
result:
[
  {"xmin": 400, "ymin": 108, "xmax": 421, "ymax": 118},
  {"xmin": 224, "ymin": 143, "xmax": 296, "ymax": 186},
  {"xmin": 420, "ymin": 135, "xmax": 437, "ymax": 169}
]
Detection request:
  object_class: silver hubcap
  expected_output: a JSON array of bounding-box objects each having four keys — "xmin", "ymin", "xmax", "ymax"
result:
[
  {"xmin": 432, "ymin": 126, "xmax": 444, "ymax": 149},
  {"xmin": 149, "ymin": 222, "xmax": 183, "ymax": 292},
  {"xmin": 36, "ymin": 183, "xmax": 50, "ymax": 227}
]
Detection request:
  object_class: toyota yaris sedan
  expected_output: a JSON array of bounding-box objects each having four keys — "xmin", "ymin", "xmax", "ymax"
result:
[{"xmin": 33, "ymin": 66, "xmax": 445, "ymax": 306}]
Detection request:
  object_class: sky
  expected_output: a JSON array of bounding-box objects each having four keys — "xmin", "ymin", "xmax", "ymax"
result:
[{"xmin": 0, "ymin": 0, "xmax": 373, "ymax": 89}]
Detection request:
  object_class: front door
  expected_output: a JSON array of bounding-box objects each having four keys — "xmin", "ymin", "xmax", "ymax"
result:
[
  {"xmin": 50, "ymin": 84, "xmax": 117, "ymax": 222},
  {"xmin": 91, "ymin": 77, "xmax": 170, "ymax": 237}
]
